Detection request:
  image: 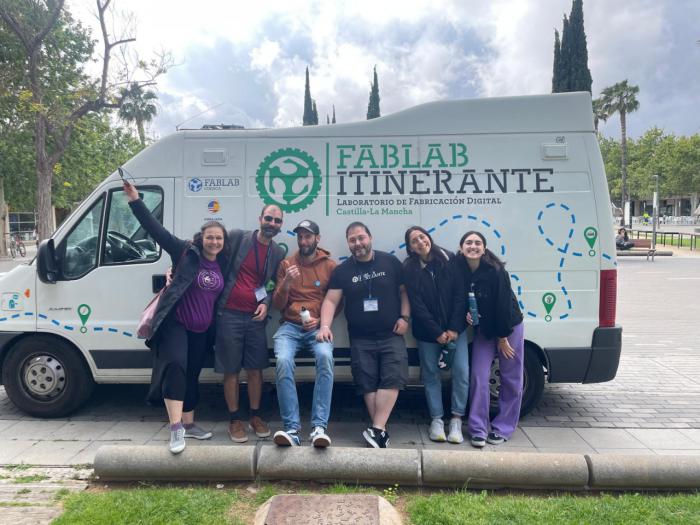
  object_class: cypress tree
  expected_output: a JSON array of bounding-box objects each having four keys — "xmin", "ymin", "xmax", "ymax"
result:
[
  {"xmin": 332, "ymin": 105, "xmax": 336, "ymax": 124},
  {"xmin": 552, "ymin": 29, "xmax": 562, "ymax": 93},
  {"xmin": 567, "ymin": 0, "xmax": 592, "ymax": 92},
  {"xmin": 312, "ymin": 100, "xmax": 319, "ymax": 125},
  {"xmin": 559, "ymin": 15, "xmax": 571, "ymax": 91},
  {"xmin": 303, "ymin": 67, "xmax": 314, "ymax": 126},
  {"xmin": 326, "ymin": 114, "xmax": 330, "ymax": 124},
  {"xmin": 367, "ymin": 66, "xmax": 381, "ymax": 120}
]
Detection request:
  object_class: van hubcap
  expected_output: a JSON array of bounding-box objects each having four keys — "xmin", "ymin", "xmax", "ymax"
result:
[{"xmin": 22, "ymin": 355, "xmax": 66, "ymax": 399}]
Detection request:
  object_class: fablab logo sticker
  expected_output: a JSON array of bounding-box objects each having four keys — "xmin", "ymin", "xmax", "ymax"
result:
[
  {"xmin": 208, "ymin": 200, "xmax": 220, "ymax": 214},
  {"xmin": 188, "ymin": 178, "xmax": 203, "ymax": 192},
  {"xmin": 256, "ymin": 148, "xmax": 321, "ymax": 213},
  {"xmin": 1, "ymin": 292, "xmax": 23, "ymax": 311}
]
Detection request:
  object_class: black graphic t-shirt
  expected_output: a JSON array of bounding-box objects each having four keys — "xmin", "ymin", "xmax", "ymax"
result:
[{"xmin": 328, "ymin": 250, "xmax": 404, "ymax": 339}]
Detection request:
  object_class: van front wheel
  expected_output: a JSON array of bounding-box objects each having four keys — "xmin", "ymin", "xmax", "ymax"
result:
[{"xmin": 2, "ymin": 336, "xmax": 95, "ymax": 418}]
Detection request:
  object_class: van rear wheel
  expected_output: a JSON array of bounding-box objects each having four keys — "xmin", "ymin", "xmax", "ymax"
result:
[
  {"xmin": 2, "ymin": 336, "xmax": 95, "ymax": 418},
  {"xmin": 489, "ymin": 345, "xmax": 545, "ymax": 417}
]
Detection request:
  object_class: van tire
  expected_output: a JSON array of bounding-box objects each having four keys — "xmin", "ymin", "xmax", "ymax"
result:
[
  {"xmin": 1, "ymin": 335, "xmax": 95, "ymax": 418},
  {"xmin": 488, "ymin": 344, "xmax": 545, "ymax": 417}
]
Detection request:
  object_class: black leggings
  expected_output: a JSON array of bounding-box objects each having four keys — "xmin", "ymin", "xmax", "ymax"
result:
[{"xmin": 158, "ymin": 319, "xmax": 209, "ymax": 412}]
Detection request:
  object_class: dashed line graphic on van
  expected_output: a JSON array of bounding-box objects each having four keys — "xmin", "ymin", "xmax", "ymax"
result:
[{"xmin": 3, "ymin": 312, "xmax": 136, "ymax": 338}]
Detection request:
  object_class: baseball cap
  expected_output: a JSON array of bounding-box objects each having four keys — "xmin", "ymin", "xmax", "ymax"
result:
[{"xmin": 293, "ymin": 219, "xmax": 320, "ymax": 235}]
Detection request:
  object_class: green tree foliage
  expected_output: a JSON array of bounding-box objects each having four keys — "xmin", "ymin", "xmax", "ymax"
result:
[
  {"xmin": 303, "ymin": 66, "xmax": 314, "ymax": 126},
  {"xmin": 552, "ymin": 0, "xmax": 592, "ymax": 93},
  {"xmin": 592, "ymin": 97, "xmax": 609, "ymax": 133},
  {"xmin": 599, "ymin": 80, "xmax": 640, "ymax": 206},
  {"xmin": 118, "ymin": 82, "xmax": 158, "ymax": 146},
  {"xmin": 599, "ymin": 129, "xmax": 700, "ymax": 205},
  {"xmin": 367, "ymin": 65, "xmax": 381, "ymax": 119},
  {"xmin": 312, "ymin": 99, "xmax": 318, "ymax": 125},
  {"xmin": 332, "ymin": 104, "xmax": 336, "ymax": 124}
]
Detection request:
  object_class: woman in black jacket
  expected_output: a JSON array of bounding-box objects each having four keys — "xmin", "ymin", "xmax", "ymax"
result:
[
  {"xmin": 403, "ymin": 226, "xmax": 468, "ymax": 444},
  {"xmin": 124, "ymin": 181, "xmax": 232, "ymax": 454},
  {"xmin": 455, "ymin": 230, "xmax": 524, "ymax": 448}
]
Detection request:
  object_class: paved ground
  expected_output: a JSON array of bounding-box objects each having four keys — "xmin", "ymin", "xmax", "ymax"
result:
[{"xmin": 1, "ymin": 248, "xmax": 700, "ymax": 464}]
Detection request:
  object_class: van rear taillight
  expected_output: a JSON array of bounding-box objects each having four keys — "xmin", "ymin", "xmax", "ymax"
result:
[{"xmin": 599, "ymin": 269, "xmax": 617, "ymax": 327}]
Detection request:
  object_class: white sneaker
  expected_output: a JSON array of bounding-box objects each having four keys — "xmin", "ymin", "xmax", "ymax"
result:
[
  {"xmin": 447, "ymin": 418, "xmax": 464, "ymax": 444},
  {"xmin": 169, "ymin": 426, "xmax": 186, "ymax": 454},
  {"xmin": 310, "ymin": 426, "xmax": 331, "ymax": 448},
  {"xmin": 428, "ymin": 418, "xmax": 446, "ymax": 442}
]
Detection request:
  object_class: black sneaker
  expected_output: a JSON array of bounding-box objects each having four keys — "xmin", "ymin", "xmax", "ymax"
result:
[
  {"xmin": 470, "ymin": 436, "xmax": 486, "ymax": 448},
  {"xmin": 363, "ymin": 426, "xmax": 390, "ymax": 448},
  {"xmin": 487, "ymin": 432, "xmax": 506, "ymax": 445}
]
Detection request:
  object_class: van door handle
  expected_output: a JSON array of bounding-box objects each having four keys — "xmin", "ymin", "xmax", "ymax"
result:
[{"xmin": 152, "ymin": 274, "xmax": 166, "ymax": 293}]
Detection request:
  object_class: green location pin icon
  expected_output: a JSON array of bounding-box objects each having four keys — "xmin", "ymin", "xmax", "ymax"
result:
[
  {"xmin": 584, "ymin": 227, "xmax": 598, "ymax": 256},
  {"xmin": 542, "ymin": 293, "xmax": 556, "ymax": 322},
  {"xmin": 77, "ymin": 304, "xmax": 91, "ymax": 333}
]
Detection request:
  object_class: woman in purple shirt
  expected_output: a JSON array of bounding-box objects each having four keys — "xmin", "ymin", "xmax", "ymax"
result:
[{"xmin": 124, "ymin": 181, "xmax": 231, "ymax": 454}]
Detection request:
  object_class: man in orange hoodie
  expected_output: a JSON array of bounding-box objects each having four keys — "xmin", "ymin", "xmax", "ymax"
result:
[{"xmin": 271, "ymin": 220, "xmax": 337, "ymax": 447}]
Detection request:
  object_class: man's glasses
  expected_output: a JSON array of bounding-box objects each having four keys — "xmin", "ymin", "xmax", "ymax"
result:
[{"xmin": 263, "ymin": 215, "xmax": 283, "ymax": 225}]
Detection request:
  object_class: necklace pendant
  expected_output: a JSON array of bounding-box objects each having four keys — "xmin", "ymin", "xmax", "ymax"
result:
[{"xmin": 314, "ymin": 280, "xmax": 321, "ymax": 287}]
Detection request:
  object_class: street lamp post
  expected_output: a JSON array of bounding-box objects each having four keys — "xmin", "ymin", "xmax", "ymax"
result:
[{"xmin": 652, "ymin": 173, "xmax": 660, "ymax": 252}]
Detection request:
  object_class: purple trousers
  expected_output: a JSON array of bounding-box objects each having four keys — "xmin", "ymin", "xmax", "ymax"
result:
[{"xmin": 468, "ymin": 322, "xmax": 524, "ymax": 439}]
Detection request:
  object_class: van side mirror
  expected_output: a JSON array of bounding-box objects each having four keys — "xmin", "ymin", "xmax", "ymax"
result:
[{"xmin": 37, "ymin": 239, "xmax": 59, "ymax": 283}]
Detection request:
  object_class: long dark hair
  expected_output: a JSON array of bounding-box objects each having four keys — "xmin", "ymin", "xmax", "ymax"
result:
[
  {"xmin": 192, "ymin": 221, "xmax": 232, "ymax": 267},
  {"xmin": 404, "ymin": 226, "xmax": 448, "ymax": 263},
  {"xmin": 459, "ymin": 230, "xmax": 504, "ymax": 270}
]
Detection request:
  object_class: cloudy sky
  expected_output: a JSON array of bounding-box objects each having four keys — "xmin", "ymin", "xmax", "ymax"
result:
[{"xmin": 69, "ymin": 0, "xmax": 700, "ymax": 140}]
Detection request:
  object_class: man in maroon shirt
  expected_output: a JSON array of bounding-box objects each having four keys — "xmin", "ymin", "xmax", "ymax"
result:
[{"xmin": 215, "ymin": 205, "xmax": 285, "ymax": 442}]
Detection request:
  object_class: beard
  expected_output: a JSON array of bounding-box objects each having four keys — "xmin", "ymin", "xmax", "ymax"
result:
[
  {"xmin": 261, "ymin": 225, "xmax": 280, "ymax": 238},
  {"xmin": 299, "ymin": 241, "xmax": 318, "ymax": 257},
  {"xmin": 351, "ymin": 244, "xmax": 370, "ymax": 259}
]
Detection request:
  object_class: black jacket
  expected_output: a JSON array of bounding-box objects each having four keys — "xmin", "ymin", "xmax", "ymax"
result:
[
  {"xmin": 403, "ymin": 248, "xmax": 467, "ymax": 343},
  {"xmin": 216, "ymin": 229, "xmax": 285, "ymax": 312},
  {"xmin": 129, "ymin": 199, "xmax": 226, "ymax": 348},
  {"xmin": 454, "ymin": 254, "xmax": 523, "ymax": 339}
]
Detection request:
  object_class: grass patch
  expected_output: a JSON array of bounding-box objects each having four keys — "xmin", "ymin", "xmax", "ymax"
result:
[
  {"xmin": 14, "ymin": 474, "xmax": 49, "ymax": 484},
  {"xmin": 16, "ymin": 488, "xmax": 31, "ymax": 495},
  {"xmin": 54, "ymin": 488, "xmax": 243, "ymax": 525},
  {"xmin": 407, "ymin": 491, "xmax": 700, "ymax": 525},
  {"xmin": 321, "ymin": 482, "xmax": 381, "ymax": 495},
  {"xmin": 252, "ymin": 485, "xmax": 278, "ymax": 506},
  {"xmin": 54, "ymin": 488, "xmax": 72, "ymax": 501},
  {"xmin": 5, "ymin": 464, "xmax": 33, "ymax": 471}
]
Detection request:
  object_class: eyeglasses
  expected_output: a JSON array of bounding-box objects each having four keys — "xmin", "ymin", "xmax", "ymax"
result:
[{"xmin": 262, "ymin": 215, "xmax": 283, "ymax": 225}]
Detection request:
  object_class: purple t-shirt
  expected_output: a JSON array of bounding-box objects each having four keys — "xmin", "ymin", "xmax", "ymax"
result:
[{"xmin": 176, "ymin": 258, "xmax": 224, "ymax": 333}]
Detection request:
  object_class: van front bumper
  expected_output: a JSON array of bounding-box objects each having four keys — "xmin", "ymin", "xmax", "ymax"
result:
[{"xmin": 544, "ymin": 325, "xmax": 622, "ymax": 384}]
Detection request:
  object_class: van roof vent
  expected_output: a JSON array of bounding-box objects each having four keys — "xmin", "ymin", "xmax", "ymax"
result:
[
  {"xmin": 202, "ymin": 149, "xmax": 227, "ymax": 165},
  {"xmin": 201, "ymin": 124, "xmax": 244, "ymax": 130}
]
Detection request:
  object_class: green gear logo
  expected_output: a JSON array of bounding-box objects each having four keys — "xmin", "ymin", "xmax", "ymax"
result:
[{"xmin": 256, "ymin": 148, "xmax": 321, "ymax": 213}]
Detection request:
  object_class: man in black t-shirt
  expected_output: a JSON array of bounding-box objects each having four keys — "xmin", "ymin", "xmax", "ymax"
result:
[{"xmin": 317, "ymin": 221, "xmax": 410, "ymax": 448}]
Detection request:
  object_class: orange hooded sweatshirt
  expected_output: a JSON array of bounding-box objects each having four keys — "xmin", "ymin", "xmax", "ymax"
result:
[{"xmin": 272, "ymin": 247, "xmax": 337, "ymax": 324}]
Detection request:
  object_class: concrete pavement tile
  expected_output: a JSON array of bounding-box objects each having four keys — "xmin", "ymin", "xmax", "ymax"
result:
[
  {"xmin": 0, "ymin": 419, "xmax": 19, "ymax": 433},
  {"xmin": 50, "ymin": 421, "xmax": 116, "ymax": 441},
  {"xmin": 627, "ymin": 429, "xmax": 700, "ymax": 450},
  {"xmin": 104, "ymin": 421, "xmax": 166, "ymax": 444},
  {"xmin": 385, "ymin": 423, "xmax": 422, "ymax": 445},
  {"xmin": 593, "ymin": 448, "xmax": 655, "ymax": 455},
  {"xmin": 654, "ymin": 449, "xmax": 700, "ymax": 456},
  {"xmin": 17, "ymin": 440, "xmax": 89, "ymax": 465},
  {"xmin": 537, "ymin": 446, "xmax": 595, "ymax": 454},
  {"xmin": 0, "ymin": 440, "xmax": 37, "ymax": 463},
  {"xmin": 575, "ymin": 428, "xmax": 647, "ymax": 449},
  {"xmin": 67, "ymin": 440, "xmax": 131, "ymax": 465},
  {"xmin": 0, "ymin": 419, "xmax": 69, "ymax": 440},
  {"xmin": 522, "ymin": 427, "xmax": 592, "ymax": 449},
  {"xmin": 679, "ymin": 429, "xmax": 700, "ymax": 445},
  {"xmin": 503, "ymin": 428, "xmax": 534, "ymax": 447},
  {"xmin": 484, "ymin": 446, "xmax": 536, "ymax": 454}
]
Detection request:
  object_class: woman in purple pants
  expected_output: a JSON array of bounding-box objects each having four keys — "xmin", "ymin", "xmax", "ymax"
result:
[{"xmin": 454, "ymin": 231, "xmax": 524, "ymax": 448}]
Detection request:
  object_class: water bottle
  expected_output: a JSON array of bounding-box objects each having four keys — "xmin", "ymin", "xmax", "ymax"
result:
[
  {"xmin": 468, "ymin": 292, "xmax": 479, "ymax": 326},
  {"xmin": 300, "ymin": 307, "xmax": 311, "ymax": 324}
]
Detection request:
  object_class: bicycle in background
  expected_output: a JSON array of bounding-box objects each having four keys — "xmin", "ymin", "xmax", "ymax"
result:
[{"xmin": 9, "ymin": 234, "xmax": 26, "ymax": 259}]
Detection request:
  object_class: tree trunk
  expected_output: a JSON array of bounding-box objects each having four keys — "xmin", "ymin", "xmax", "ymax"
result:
[
  {"xmin": 35, "ymin": 116, "xmax": 53, "ymax": 242},
  {"xmin": 0, "ymin": 178, "xmax": 7, "ymax": 257},
  {"xmin": 136, "ymin": 118, "xmax": 146, "ymax": 146},
  {"xmin": 620, "ymin": 110, "xmax": 628, "ymax": 224}
]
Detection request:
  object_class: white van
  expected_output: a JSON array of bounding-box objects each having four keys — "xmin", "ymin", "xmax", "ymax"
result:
[{"xmin": 0, "ymin": 92, "xmax": 621, "ymax": 417}]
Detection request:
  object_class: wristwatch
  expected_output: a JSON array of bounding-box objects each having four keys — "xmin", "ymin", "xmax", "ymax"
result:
[{"xmin": 400, "ymin": 315, "xmax": 410, "ymax": 322}]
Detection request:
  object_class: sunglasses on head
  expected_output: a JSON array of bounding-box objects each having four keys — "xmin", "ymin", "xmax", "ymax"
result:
[{"xmin": 263, "ymin": 215, "xmax": 283, "ymax": 225}]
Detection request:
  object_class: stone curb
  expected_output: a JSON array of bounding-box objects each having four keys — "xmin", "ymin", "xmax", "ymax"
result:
[
  {"xmin": 93, "ymin": 446, "xmax": 700, "ymax": 490},
  {"xmin": 422, "ymin": 450, "xmax": 589, "ymax": 489},
  {"xmin": 94, "ymin": 445, "xmax": 256, "ymax": 481},
  {"xmin": 587, "ymin": 454, "xmax": 700, "ymax": 490},
  {"xmin": 258, "ymin": 446, "xmax": 421, "ymax": 486}
]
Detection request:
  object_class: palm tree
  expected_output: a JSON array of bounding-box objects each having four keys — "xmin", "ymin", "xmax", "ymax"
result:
[
  {"xmin": 592, "ymin": 97, "xmax": 608, "ymax": 134},
  {"xmin": 118, "ymin": 83, "xmax": 158, "ymax": 146},
  {"xmin": 599, "ymin": 80, "xmax": 640, "ymax": 212}
]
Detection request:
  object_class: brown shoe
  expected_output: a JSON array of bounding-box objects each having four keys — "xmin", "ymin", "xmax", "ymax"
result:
[
  {"xmin": 228, "ymin": 420, "xmax": 248, "ymax": 443},
  {"xmin": 249, "ymin": 416, "xmax": 271, "ymax": 438}
]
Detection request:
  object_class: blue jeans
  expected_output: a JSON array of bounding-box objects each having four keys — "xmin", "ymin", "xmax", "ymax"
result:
[
  {"xmin": 417, "ymin": 329, "xmax": 469, "ymax": 419},
  {"xmin": 273, "ymin": 322, "xmax": 334, "ymax": 431}
]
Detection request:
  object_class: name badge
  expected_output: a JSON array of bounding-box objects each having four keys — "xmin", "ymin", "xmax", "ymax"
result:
[
  {"xmin": 254, "ymin": 286, "xmax": 268, "ymax": 302},
  {"xmin": 363, "ymin": 298, "xmax": 379, "ymax": 312}
]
